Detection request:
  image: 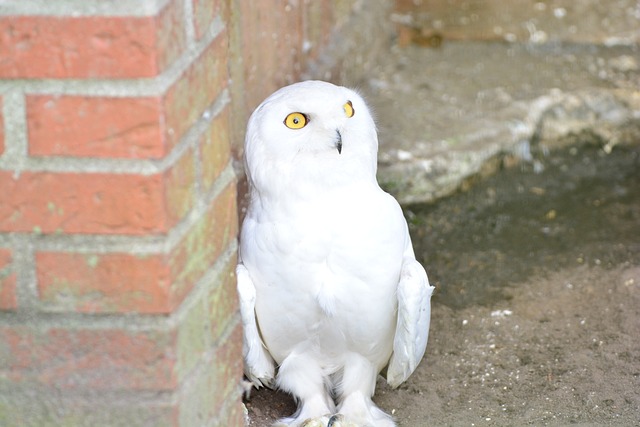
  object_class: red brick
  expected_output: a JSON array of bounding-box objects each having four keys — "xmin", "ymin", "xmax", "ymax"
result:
[
  {"xmin": 0, "ymin": 96, "xmax": 4, "ymax": 156},
  {"xmin": 209, "ymin": 258, "xmax": 238, "ymax": 342},
  {"xmin": 169, "ymin": 181, "xmax": 237, "ymax": 306},
  {"xmin": 211, "ymin": 323, "xmax": 243, "ymax": 413},
  {"xmin": 192, "ymin": 0, "xmax": 226, "ymax": 40},
  {"xmin": 178, "ymin": 321, "xmax": 243, "ymax": 425},
  {"xmin": 26, "ymin": 30, "xmax": 227, "ymax": 160},
  {"xmin": 0, "ymin": 249, "xmax": 17, "ymax": 311},
  {"xmin": 27, "ymin": 95, "xmax": 165, "ymax": 159},
  {"xmin": 156, "ymin": 0, "xmax": 188, "ymax": 72},
  {"xmin": 221, "ymin": 401, "xmax": 248, "ymax": 427},
  {"xmin": 37, "ymin": 253, "xmax": 172, "ymax": 314},
  {"xmin": 0, "ymin": 326, "xmax": 177, "ymax": 390},
  {"xmin": 0, "ymin": 171, "xmax": 167, "ymax": 235},
  {"xmin": 200, "ymin": 107, "xmax": 231, "ymax": 193},
  {"xmin": 164, "ymin": 29, "xmax": 228, "ymax": 152},
  {"xmin": 0, "ymin": 1, "xmax": 186, "ymax": 79},
  {"xmin": 302, "ymin": 0, "xmax": 334, "ymax": 61},
  {"xmin": 0, "ymin": 276, "xmax": 241, "ymax": 392},
  {"xmin": 34, "ymin": 180, "xmax": 236, "ymax": 314},
  {"xmin": 236, "ymin": 1, "xmax": 303, "ymax": 114},
  {"xmin": 0, "ymin": 16, "xmax": 155, "ymax": 79},
  {"xmin": 165, "ymin": 147, "xmax": 197, "ymax": 224},
  {"xmin": 0, "ymin": 144, "xmax": 196, "ymax": 235},
  {"xmin": 0, "ymin": 397, "xmax": 179, "ymax": 427}
]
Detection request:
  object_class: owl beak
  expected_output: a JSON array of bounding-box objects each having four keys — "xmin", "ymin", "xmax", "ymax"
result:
[{"xmin": 335, "ymin": 130, "xmax": 343, "ymax": 154}]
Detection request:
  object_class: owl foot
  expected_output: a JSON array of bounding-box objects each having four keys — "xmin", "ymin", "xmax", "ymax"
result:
[
  {"xmin": 327, "ymin": 414, "xmax": 343, "ymax": 427},
  {"xmin": 299, "ymin": 416, "xmax": 331, "ymax": 427},
  {"xmin": 337, "ymin": 391, "xmax": 396, "ymax": 427},
  {"xmin": 273, "ymin": 414, "xmax": 363, "ymax": 427},
  {"xmin": 327, "ymin": 414, "xmax": 360, "ymax": 427},
  {"xmin": 272, "ymin": 415, "xmax": 330, "ymax": 427},
  {"xmin": 289, "ymin": 414, "xmax": 359, "ymax": 427}
]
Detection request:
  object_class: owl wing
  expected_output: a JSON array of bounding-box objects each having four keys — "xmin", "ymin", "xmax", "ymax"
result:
[
  {"xmin": 386, "ymin": 254, "xmax": 435, "ymax": 388},
  {"xmin": 236, "ymin": 263, "xmax": 275, "ymax": 388}
]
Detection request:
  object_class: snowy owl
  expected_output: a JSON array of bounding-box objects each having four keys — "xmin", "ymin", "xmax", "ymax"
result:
[{"xmin": 237, "ymin": 80, "xmax": 434, "ymax": 427}]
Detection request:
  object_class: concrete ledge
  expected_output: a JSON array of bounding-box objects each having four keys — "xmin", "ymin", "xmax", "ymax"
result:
[{"xmin": 359, "ymin": 42, "xmax": 640, "ymax": 204}]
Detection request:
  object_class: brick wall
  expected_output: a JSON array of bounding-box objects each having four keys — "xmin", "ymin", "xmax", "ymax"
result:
[
  {"xmin": 0, "ymin": 0, "xmax": 380, "ymax": 426},
  {"xmin": 228, "ymin": 0, "xmax": 385, "ymax": 157}
]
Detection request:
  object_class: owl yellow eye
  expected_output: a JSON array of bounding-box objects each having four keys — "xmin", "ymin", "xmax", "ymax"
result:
[
  {"xmin": 343, "ymin": 100, "xmax": 354, "ymax": 118},
  {"xmin": 284, "ymin": 112, "xmax": 308, "ymax": 129}
]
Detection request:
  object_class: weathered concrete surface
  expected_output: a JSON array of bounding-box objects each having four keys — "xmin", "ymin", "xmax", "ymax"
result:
[
  {"xmin": 394, "ymin": 0, "xmax": 640, "ymax": 46},
  {"xmin": 361, "ymin": 41, "xmax": 640, "ymax": 204}
]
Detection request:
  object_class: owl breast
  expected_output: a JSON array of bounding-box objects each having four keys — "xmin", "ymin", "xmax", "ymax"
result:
[{"xmin": 241, "ymin": 181, "xmax": 406, "ymax": 366}]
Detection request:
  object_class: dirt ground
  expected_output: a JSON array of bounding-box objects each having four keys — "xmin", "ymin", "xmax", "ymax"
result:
[
  {"xmin": 243, "ymin": 143, "xmax": 640, "ymax": 426},
  {"xmin": 377, "ymin": 264, "xmax": 640, "ymax": 426}
]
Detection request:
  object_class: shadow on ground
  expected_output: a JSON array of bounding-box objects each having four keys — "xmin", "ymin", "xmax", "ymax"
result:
[{"xmin": 409, "ymin": 142, "xmax": 640, "ymax": 309}]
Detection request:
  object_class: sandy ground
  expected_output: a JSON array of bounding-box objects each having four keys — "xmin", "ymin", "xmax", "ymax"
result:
[{"xmin": 379, "ymin": 264, "xmax": 640, "ymax": 426}]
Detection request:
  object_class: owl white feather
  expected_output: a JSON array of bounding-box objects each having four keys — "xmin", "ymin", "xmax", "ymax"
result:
[{"xmin": 237, "ymin": 80, "xmax": 434, "ymax": 427}]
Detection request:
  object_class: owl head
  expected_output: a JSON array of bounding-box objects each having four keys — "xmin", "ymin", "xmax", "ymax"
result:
[{"xmin": 244, "ymin": 81, "xmax": 379, "ymax": 195}]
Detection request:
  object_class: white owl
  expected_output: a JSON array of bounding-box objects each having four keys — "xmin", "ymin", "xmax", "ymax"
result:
[{"xmin": 237, "ymin": 80, "xmax": 434, "ymax": 427}]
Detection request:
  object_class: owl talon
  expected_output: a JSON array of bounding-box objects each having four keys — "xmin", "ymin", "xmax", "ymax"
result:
[
  {"xmin": 326, "ymin": 414, "xmax": 360, "ymax": 427},
  {"xmin": 327, "ymin": 414, "xmax": 343, "ymax": 427},
  {"xmin": 300, "ymin": 416, "xmax": 331, "ymax": 427}
]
